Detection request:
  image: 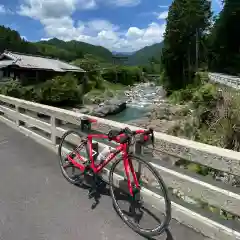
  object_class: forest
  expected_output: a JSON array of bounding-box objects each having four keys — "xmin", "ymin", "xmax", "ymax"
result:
[
  {"xmin": 159, "ymin": 0, "xmax": 240, "ymax": 157},
  {"xmin": 161, "ymin": 0, "xmax": 240, "ymax": 92}
]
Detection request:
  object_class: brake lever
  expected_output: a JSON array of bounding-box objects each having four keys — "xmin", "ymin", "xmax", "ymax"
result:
[{"xmin": 124, "ymin": 127, "xmax": 132, "ymax": 136}]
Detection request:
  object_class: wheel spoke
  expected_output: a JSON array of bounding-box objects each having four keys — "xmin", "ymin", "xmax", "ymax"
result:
[
  {"xmin": 109, "ymin": 154, "xmax": 171, "ymax": 237},
  {"xmin": 63, "ymin": 161, "xmax": 72, "ymax": 169},
  {"xmin": 58, "ymin": 130, "xmax": 87, "ymax": 185}
]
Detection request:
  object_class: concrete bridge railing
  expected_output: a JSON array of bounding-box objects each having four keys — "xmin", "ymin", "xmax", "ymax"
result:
[
  {"xmin": 209, "ymin": 72, "xmax": 240, "ymax": 89},
  {"xmin": 0, "ymin": 94, "xmax": 240, "ymax": 240}
]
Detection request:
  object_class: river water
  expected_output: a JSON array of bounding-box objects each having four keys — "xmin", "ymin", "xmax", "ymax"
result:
[{"xmin": 107, "ymin": 83, "xmax": 165, "ymax": 123}]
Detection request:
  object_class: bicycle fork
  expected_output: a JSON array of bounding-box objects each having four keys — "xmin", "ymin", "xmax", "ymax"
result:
[
  {"xmin": 123, "ymin": 152, "xmax": 141, "ymax": 197},
  {"xmin": 123, "ymin": 154, "xmax": 144, "ymax": 222}
]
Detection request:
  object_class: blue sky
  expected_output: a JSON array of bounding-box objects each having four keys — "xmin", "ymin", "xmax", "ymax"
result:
[{"xmin": 0, "ymin": 0, "xmax": 223, "ymax": 52}]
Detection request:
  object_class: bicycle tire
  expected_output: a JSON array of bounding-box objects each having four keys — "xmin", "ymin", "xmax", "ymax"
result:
[
  {"xmin": 109, "ymin": 154, "xmax": 171, "ymax": 237},
  {"xmin": 58, "ymin": 130, "xmax": 86, "ymax": 185}
]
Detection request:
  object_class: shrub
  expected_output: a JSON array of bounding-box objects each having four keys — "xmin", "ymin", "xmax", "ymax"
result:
[
  {"xmin": 0, "ymin": 80, "xmax": 40, "ymax": 101},
  {"xmin": 38, "ymin": 73, "xmax": 82, "ymax": 106},
  {"xmin": 187, "ymin": 163, "xmax": 209, "ymax": 176},
  {"xmin": 169, "ymin": 87, "xmax": 196, "ymax": 104},
  {"xmin": 192, "ymin": 83, "xmax": 218, "ymax": 108},
  {"xmin": 22, "ymin": 86, "xmax": 41, "ymax": 102},
  {"xmin": 198, "ymin": 89, "xmax": 240, "ymax": 151},
  {"xmin": 0, "ymin": 80, "xmax": 24, "ymax": 98},
  {"xmin": 94, "ymin": 76, "xmax": 105, "ymax": 90},
  {"xmin": 194, "ymin": 71, "xmax": 209, "ymax": 84},
  {"xmin": 102, "ymin": 66, "xmax": 142, "ymax": 85}
]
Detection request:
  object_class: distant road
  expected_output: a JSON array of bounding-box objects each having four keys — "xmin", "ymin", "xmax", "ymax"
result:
[{"xmin": 209, "ymin": 72, "xmax": 240, "ymax": 89}]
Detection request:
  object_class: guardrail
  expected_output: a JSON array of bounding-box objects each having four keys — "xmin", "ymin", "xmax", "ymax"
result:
[
  {"xmin": 0, "ymin": 94, "xmax": 240, "ymax": 240},
  {"xmin": 209, "ymin": 72, "xmax": 240, "ymax": 89}
]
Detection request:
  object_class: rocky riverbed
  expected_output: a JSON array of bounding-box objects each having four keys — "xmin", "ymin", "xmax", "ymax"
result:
[
  {"xmin": 126, "ymin": 102, "xmax": 191, "ymax": 133},
  {"xmin": 72, "ymin": 82, "xmax": 191, "ymax": 135},
  {"xmin": 73, "ymin": 82, "xmax": 167, "ymax": 119},
  {"xmin": 125, "ymin": 82, "xmax": 166, "ymax": 108}
]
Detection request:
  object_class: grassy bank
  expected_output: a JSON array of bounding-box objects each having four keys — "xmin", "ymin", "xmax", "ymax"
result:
[
  {"xmin": 164, "ymin": 72, "xmax": 240, "ymax": 220},
  {"xmin": 83, "ymin": 80, "xmax": 127, "ymax": 104},
  {"xmin": 167, "ymin": 73, "xmax": 240, "ymax": 151}
]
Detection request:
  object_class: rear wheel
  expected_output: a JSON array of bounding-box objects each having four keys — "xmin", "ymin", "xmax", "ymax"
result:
[
  {"xmin": 109, "ymin": 154, "xmax": 171, "ymax": 237},
  {"xmin": 58, "ymin": 130, "xmax": 88, "ymax": 185}
]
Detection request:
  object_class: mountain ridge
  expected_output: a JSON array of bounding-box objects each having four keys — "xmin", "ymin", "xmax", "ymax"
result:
[
  {"xmin": 126, "ymin": 42, "xmax": 164, "ymax": 65},
  {"xmin": 111, "ymin": 41, "xmax": 164, "ymax": 66},
  {"xmin": 0, "ymin": 25, "xmax": 163, "ymax": 66}
]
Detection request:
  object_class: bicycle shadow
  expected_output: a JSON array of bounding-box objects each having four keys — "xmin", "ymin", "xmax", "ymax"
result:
[{"xmin": 76, "ymin": 179, "xmax": 175, "ymax": 240}]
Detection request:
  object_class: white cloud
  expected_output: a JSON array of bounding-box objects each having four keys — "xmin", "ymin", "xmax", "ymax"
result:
[
  {"xmin": 0, "ymin": 5, "xmax": 6, "ymax": 14},
  {"xmin": 106, "ymin": 0, "xmax": 141, "ymax": 7},
  {"xmin": 19, "ymin": 0, "xmax": 80, "ymax": 19},
  {"xmin": 43, "ymin": 19, "xmax": 165, "ymax": 52},
  {"xmin": 81, "ymin": 0, "xmax": 97, "ymax": 9},
  {"xmin": 41, "ymin": 18, "xmax": 165, "ymax": 52},
  {"xmin": 126, "ymin": 27, "xmax": 144, "ymax": 39},
  {"xmin": 18, "ymin": 0, "xmax": 165, "ymax": 52},
  {"xmin": 40, "ymin": 37, "xmax": 52, "ymax": 41},
  {"xmin": 21, "ymin": 35, "xmax": 28, "ymax": 40},
  {"xmin": 18, "ymin": 0, "xmax": 97, "ymax": 19},
  {"xmin": 0, "ymin": 4, "xmax": 13, "ymax": 14},
  {"xmin": 85, "ymin": 19, "xmax": 119, "ymax": 32},
  {"xmin": 158, "ymin": 5, "xmax": 169, "ymax": 8},
  {"xmin": 157, "ymin": 11, "xmax": 168, "ymax": 19}
]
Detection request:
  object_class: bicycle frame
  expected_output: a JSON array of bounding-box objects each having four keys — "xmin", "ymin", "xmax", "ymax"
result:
[{"xmin": 67, "ymin": 133, "xmax": 142, "ymax": 196}]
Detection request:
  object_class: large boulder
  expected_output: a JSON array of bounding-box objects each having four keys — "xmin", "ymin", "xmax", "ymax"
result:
[{"xmin": 91, "ymin": 99, "xmax": 127, "ymax": 117}]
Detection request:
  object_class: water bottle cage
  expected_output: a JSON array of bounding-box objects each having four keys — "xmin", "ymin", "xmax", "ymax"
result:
[
  {"xmin": 139, "ymin": 134, "xmax": 149, "ymax": 144},
  {"xmin": 139, "ymin": 133, "xmax": 155, "ymax": 148},
  {"xmin": 80, "ymin": 118, "xmax": 92, "ymax": 131},
  {"xmin": 80, "ymin": 117, "xmax": 97, "ymax": 132}
]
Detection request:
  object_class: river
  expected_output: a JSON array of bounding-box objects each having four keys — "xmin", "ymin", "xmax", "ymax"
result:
[{"xmin": 106, "ymin": 83, "xmax": 165, "ymax": 123}]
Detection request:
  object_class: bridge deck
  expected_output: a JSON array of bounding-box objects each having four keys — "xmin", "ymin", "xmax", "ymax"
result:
[{"xmin": 0, "ymin": 122, "xmax": 209, "ymax": 240}]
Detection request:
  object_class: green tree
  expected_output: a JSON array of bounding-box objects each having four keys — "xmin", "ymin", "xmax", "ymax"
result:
[
  {"xmin": 208, "ymin": 0, "xmax": 240, "ymax": 75},
  {"xmin": 0, "ymin": 25, "xmax": 37, "ymax": 54},
  {"xmin": 39, "ymin": 38, "xmax": 113, "ymax": 62},
  {"xmin": 38, "ymin": 73, "xmax": 82, "ymax": 106},
  {"xmin": 161, "ymin": 0, "xmax": 211, "ymax": 91},
  {"xmin": 102, "ymin": 66, "xmax": 142, "ymax": 85},
  {"xmin": 0, "ymin": 25, "xmax": 113, "ymax": 63}
]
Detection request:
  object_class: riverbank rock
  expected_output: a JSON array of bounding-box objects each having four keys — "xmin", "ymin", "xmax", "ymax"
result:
[
  {"xmin": 72, "ymin": 104, "xmax": 97, "ymax": 115},
  {"xmin": 91, "ymin": 99, "xmax": 127, "ymax": 117},
  {"xmin": 125, "ymin": 82, "xmax": 166, "ymax": 106},
  {"xmin": 127, "ymin": 102, "xmax": 192, "ymax": 134}
]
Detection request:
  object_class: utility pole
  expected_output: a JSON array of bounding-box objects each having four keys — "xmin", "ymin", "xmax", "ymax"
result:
[
  {"xmin": 112, "ymin": 55, "xmax": 128, "ymax": 83},
  {"xmin": 196, "ymin": 28, "xmax": 199, "ymax": 71}
]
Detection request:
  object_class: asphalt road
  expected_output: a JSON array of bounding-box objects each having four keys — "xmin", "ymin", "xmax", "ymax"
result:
[{"xmin": 0, "ymin": 122, "xmax": 210, "ymax": 240}]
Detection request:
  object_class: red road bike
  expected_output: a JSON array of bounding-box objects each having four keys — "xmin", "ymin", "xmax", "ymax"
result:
[{"xmin": 58, "ymin": 118, "xmax": 171, "ymax": 237}]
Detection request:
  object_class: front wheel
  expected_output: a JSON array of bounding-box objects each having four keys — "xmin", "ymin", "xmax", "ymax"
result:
[
  {"xmin": 58, "ymin": 130, "xmax": 87, "ymax": 185},
  {"xmin": 109, "ymin": 154, "xmax": 171, "ymax": 237}
]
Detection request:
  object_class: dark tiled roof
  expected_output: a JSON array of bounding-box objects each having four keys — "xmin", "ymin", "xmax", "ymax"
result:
[{"xmin": 0, "ymin": 51, "xmax": 85, "ymax": 72}]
